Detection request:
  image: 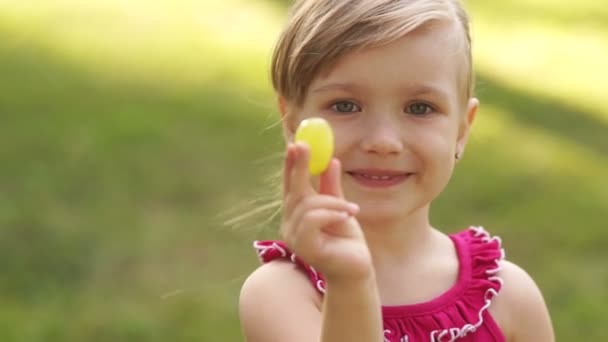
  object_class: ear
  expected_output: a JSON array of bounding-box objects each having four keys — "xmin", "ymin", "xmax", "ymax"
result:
[
  {"xmin": 456, "ymin": 97, "xmax": 479, "ymax": 157},
  {"xmin": 279, "ymin": 96, "xmax": 297, "ymax": 143}
]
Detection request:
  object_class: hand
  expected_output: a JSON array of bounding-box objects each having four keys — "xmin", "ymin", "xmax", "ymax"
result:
[{"xmin": 281, "ymin": 142, "xmax": 374, "ymax": 284}]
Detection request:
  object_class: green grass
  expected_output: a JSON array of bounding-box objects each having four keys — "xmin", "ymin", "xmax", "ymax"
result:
[{"xmin": 0, "ymin": 0, "xmax": 606, "ymax": 340}]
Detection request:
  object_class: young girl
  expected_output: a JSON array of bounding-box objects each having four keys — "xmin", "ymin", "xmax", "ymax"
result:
[{"xmin": 239, "ymin": 0, "xmax": 554, "ymax": 341}]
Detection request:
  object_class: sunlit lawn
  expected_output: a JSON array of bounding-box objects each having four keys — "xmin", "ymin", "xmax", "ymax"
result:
[{"xmin": 0, "ymin": 0, "xmax": 606, "ymax": 340}]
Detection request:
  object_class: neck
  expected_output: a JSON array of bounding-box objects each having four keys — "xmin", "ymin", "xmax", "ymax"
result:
[{"xmin": 358, "ymin": 204, "xmax": 438, "ymax": 267}]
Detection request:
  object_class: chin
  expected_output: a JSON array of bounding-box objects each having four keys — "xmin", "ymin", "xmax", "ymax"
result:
[
  {"xmin": 356, "ymin": 202, "xmax": 409, "ymax": 223},
  {"xmin": 355, "ymin": 195, "xmax": 431, "ymax": 225}
]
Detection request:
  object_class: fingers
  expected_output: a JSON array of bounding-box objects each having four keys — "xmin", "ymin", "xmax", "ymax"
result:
[
  {"xmin": 290, "ymin": 143, "xmax": 312, "ymax": 197},
  {"xmin": 319, "ymin": 158, "xmax": 343, "ymax": 198},
  {"xmin": 283, "ymin": 145, "xmax": 353, "ymax": 230},
  {"xmin": 287, "ymin": 208, "xmax": 351, "ymax": 255},
  {"xmin": 283, "ymin": 143, "xmax": 313, "ymax": 216},
  {"xmin": 282, "ymin": 194, "xmax": 357, "ymax": 241},
  {"xmin": 290, "ymin": 195, "xmax": 359, "ymax": 226}
]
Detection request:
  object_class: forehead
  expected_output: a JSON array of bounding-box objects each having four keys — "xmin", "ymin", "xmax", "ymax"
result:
[{"xmin": 310, "ymin": 20, "xmax": 466, "ymax": 98}]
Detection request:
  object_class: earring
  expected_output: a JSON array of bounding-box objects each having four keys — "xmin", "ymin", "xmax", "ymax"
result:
[{"xmin": 455, "ymin": 151, "xmax": 462, "ymax": 160}]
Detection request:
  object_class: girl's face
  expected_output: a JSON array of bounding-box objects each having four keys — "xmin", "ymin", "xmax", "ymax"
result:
[{"xmin": 282, "ymin": 20, "xmax": 478, "ymax": 224}]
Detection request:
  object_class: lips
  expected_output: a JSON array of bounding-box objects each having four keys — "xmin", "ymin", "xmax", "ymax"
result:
[{"xmin": 346, "ymin": 169, "xmax": 412, "ymax": 188}]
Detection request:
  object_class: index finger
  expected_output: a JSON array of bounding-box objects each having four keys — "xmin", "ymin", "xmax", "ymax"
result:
[
  {"xmin": 284, "ymin": 142, "xmax": 314, "ymax": 215},
  {"xmin": 291, "ymin": 142, "xmax": 313, "ymax": 197}
]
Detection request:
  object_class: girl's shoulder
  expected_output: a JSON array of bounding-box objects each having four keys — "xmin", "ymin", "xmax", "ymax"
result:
[
  {"xmin": 488, "ymin": 258, "xmax": 555, "ymax": 341},
  {"xmin": 239, "ymin": 250, "xmax": 324, "ymax": 341},
  {"xmin": 253, "ymin": 240, "xmax": 328, "ymax": 293},
  {"xmin": 240, "ymin": 256, "xmax": 321, "ymax": 308},
  {"xmin": 242, "ymin": 241, "xmax": 323, "ymax": 303}
]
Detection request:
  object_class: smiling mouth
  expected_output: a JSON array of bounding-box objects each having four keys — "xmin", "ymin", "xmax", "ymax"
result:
[{"xmin": 346, "ymin": 170, "xmax": 412, "ymax": 188}]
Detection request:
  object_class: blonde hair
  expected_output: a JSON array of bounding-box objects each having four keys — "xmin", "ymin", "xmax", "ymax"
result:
[{"xmin": 271, "ymin": 0, "xmax": 474, "ymax": 107}]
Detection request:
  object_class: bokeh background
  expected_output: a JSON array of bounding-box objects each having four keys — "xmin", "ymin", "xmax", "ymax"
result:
[{"xmin": 1, "ymin": 0, "xmax": 606, "ymax": 340}]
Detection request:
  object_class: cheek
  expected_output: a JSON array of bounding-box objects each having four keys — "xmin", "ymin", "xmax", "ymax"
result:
[
  {"xmin": 413, "ymin": 124, "xmax": 455, "ymax": 157},
  {"xmin": 328, "ymin": 123, "xmax": 358, "ymax": 156},
  {"xmin": 411, "ymin": 126, "xmax": 457, "ymax": 180},
  {"xmin": 411, "ymin": 136, "xmax": 455, "ymax": 203}
]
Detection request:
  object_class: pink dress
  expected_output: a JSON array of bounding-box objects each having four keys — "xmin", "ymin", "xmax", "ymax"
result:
[{"xmin": 253, "ymin": 226, "xmax": 506, "ymax": 342}]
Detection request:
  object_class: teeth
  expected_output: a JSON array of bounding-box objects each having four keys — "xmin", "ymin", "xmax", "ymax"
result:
[{"xmin": 361, "ymin": 174, "xmax": 392, "ymax": 180}]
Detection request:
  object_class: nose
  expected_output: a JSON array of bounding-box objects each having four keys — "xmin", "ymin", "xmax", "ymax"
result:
[{"xmin": 360, "ymin": 115, "xmax": 404, "ymax": 155}]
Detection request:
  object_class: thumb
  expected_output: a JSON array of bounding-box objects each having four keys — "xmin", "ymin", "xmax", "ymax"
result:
[{"xmin": 319, "ymin": 158, "xmax": 344, "ymax": 198}]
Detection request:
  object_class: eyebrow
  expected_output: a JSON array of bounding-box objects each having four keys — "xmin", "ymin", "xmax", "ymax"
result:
[
  {"xmin": 407, "ymin": 84, "xmax": 450, "ymax": 100},
  {"xmin": 310, "ymin": 82, "xmax": 363, "ymax": 94},
  {"xmin": 310, "ymin": 82, "xmax": 450, "ymax": 99}
]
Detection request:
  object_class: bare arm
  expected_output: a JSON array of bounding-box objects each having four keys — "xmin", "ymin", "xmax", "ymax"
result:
[
  {"xmin": 239, "ymin": 261, "xmax": 382, "ymax": 342},
  {"xmin": 239, "ymin": 261, "xmax": 322, "ymax": 342},
  {"xmin": 321, "ymin": 273, "xmax": 382, "ymax": 342}
]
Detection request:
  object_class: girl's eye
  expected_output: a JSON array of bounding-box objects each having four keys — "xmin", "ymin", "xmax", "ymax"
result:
[
  {"xmin": 331, "ymin": 101, "xmax": 360, "ymax": 113},
  {"xmin": 407, "ymin": 102, "xmax": 433, "ymax": 115}
]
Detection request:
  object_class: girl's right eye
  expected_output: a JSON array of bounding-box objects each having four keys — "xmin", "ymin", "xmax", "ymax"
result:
[{"xmin": 331, "ymin": 101, "xmax": 361, "ymax": 113}]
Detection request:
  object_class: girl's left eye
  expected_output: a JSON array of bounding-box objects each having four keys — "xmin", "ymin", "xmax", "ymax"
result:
[
  {"xmin": 331, "ymin": 101, "xmax": 360, "ymax": 113},
  {"xmin": 407, "ymin": 102, "xmax": 433, "ymax": 115}
]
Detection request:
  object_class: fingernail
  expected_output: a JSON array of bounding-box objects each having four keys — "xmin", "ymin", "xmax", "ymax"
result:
[
  {"xmin": 292, "ymin": 146, "xmax": 299, "ymax": 159},
  {"xmin": 347, "ymin": 202, "xmax": 359, "ymax": 213},
  {"xmin": 296, "ymin": 142, "xmax": 309, "ymax": 151}
]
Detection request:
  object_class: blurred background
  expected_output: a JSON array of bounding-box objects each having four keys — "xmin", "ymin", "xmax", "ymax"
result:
[{"xmin": 1, "ymin": 0, "xmax": 606, "ymax": 340}]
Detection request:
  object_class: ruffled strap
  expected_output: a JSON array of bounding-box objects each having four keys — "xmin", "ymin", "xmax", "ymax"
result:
[
  {"xmin": 253, "ymin": 240, "xmax": 327, "ymax": 294},
  {"xmin": 466, "ymin": 226, "xmax": 505, "ymax": 290},
  {"xmin": 428, "ymin": 226, "xmax": 505, "ymax": 341}
]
